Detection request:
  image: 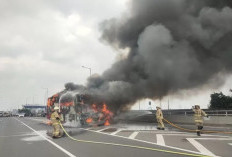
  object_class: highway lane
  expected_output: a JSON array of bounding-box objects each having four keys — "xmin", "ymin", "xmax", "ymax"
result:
[
  {"xmin": 0, "ymin": 117, "xmax": 206, "ymax": 157},
  {"xmin": 0, "ymin": 117, "xmax": 67, "ymax": 157}
]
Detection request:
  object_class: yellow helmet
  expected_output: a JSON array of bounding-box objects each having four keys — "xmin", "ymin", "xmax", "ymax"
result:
[{"xmin": 54, "ymin": 106, "xmax": 59, "ymax": 110}]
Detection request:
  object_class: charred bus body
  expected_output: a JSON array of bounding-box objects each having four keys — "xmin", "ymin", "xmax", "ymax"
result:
[{"xmin": 47, "ymin": 91, "xmax": 113, "ymax": 127}]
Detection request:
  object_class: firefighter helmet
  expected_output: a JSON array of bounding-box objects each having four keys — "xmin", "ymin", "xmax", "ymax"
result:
[{"xmin": 54, "ymin": 106, "xmax": 59, "ymax": 110}]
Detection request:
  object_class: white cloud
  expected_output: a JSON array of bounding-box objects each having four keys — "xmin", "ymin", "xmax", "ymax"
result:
[
  {"xmin": 0, "ymin": 0, "xmax": 128, "ymax": 110},
  {"xmin": 1, "ymin": 0, "xmax": 230, "ymax": 111}
]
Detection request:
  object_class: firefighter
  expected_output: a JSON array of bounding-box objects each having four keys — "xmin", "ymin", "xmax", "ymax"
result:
[
  {"xmin": 156, "ymin": 106, "xmax": 165, "ymax": 130},
  {"xmin": 50, "ymin": 106, "xmax": 63, "ymax": 138},
  {"xmin": 192, "ymin": 105, "xmax": 208, "ymax": 136}
]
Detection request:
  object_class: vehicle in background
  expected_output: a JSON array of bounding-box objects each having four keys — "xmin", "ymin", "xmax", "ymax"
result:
[
  {"xmin": 18, "ymin": 113, "xmax": 25, "ymax": 117},
  {"xmin": 12, "ymin": 109, "xmax": 19, "ymax": 116},
  {"xmin": 36, "ymin": 110, "xmax": 46, "ymax": 117},
  {"xmin": 3, "ymin": 112, "xmax": 11, "ymax": 117},
  {"xmin": 37, "ymin": 112, "xmax": 46, "ymax": 117},
  {"xmin": 0, "ymin": 111, "xmax": 3, "ymax": 117}
]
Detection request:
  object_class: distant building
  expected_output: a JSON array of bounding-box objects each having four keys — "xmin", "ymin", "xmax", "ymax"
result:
[{"xmin": 23, "ymin": 104, "xmax": 46, "ymax": 116}]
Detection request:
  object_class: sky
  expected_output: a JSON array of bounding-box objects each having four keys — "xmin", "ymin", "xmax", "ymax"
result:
[{"xmin": 0, "ymin": 0, "xmax": 231, "ymax": 111}]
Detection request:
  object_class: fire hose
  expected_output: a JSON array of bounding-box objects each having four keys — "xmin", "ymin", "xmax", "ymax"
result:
[
  {"xmin": 59, "ymin": 122, "xmax": 210, "ymax": 157},
  {"xmin": 163, "ymin": 118, "xmax": 232, "ymax": 134}
]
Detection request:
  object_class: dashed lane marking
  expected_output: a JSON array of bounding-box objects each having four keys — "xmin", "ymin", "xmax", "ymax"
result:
[
  {"xmin": 186, "ymin": 138, "xmax": 216, "ymax": 157},
  {"xmin": 110, "ymin": 129, "xmax": 122, "ymax": 135},
  {"xmin": 193, "ymin": 138, "xmax": 232, "ymax": 141},
  {"xmin": 156, "ymin": 134, "xmax": 165, "ymax": 146},
  {"xmin": 128, "ymin": 131, "xmax": 139, "ymax": 139},
  {"xmin": 26, "ymin": 117, "xmax": 227, "ymax": 156},
  {"xmin": 83, "ymin": 128, "xmax": 92, "ymax": 130},
  {"xmin": 96, "ymin": 127, "xmax": 110, "ymax": 132},
  {"xmin": 81, "ymin": 128, "xmax": 206, "ymax": 156}
]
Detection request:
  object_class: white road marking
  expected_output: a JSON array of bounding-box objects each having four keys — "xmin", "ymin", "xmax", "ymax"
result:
[
  {"xmin": 82, "ymin": 128, "xmax": 205, "ymax": 155},
  {"xmin": 123, "ymin": 128, "xmax": 158, "ymax": 131},
  {"xmin": 228, "ymin": 143, "xmax": 232, "ymax": 146},
  {"xmin": 21, "ymin": 136, "xmax": 45, "ymax": 142},
  {"xmin": 140, "ymin": 131, "xmax": 184, "ymax": 134},
  {"xmin": 156, "ymin": 134, "xmax": 165, "ymax": 146},
  {"xmin": 187, "ymin": 138, "xmax": 216, "ymax": 157},
  {"xmin": 21, "ymin": 130, "xmax": 51, "ymax": 141},
  {"xmin": 193, "ymin": 138, "xmax": 232, "ymax": 140},
  {"xmin": 83, "ymin": 128, "xmax": 93, "ymax": 130},
  {"xmin": 96, "ymin": 127, "xmax": 109, "ymax": 132},
  {"xmin": 160, "ymin": 133, "xmax": 225, "ymax": 137},
  {"xmin": 128, "ymin": 131, "xmax": 139, "ymax": 139},
  {"xmin": 14, "ymin": 118, "xmax": 77, "ymax": 157},
  {"xmin": 110, "ymin": 129, "xmax": 122, "ymax": 135},
  {"xmin": 37, "ymin": 130, "xmax": 53, "ymax": 140},
  {"xmin": 26, "ymin": 117, "xmax": 228, "ymax": 156}
]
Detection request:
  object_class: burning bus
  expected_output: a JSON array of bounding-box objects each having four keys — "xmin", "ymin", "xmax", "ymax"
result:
[{"xmin": 47, "ymin": 90, "xmax": 113, "ymax": 127}]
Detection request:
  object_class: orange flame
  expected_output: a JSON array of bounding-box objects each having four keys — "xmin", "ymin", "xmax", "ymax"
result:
[
  {"xmin": 86, "ymin": 118, "xmax": 93, "ymax": 123},
  {"xmin": 102, "ymin": 104, "xmax": 110, "ymax": 114},
  {"xmin": 91, "ymin": 103, "xmax": 113, "ymax": 126},
  {"xmin": 102, "ymin": 103, "xmax": 113, "ymax": 126},
  {"xmin": 104, "ymin": 120, "xmax": 110, "ymax": 126},
  {"xmin": 60, "ymin": 101, "xmax": 73, "ymax": 107}
]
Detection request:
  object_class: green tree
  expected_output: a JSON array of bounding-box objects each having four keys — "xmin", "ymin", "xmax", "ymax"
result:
[
  {"xmin": 209, "ymin": 92, "xmax": 232, "ymax": 109},
  {"xmin": 18, "ymin": 108, "xmax": 31, "ymax": 116}
]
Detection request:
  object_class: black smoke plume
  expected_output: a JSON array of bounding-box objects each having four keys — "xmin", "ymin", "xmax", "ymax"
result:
[{"xmin": 72, "ymin": 0, "xmax": 232, "ymax": 112}]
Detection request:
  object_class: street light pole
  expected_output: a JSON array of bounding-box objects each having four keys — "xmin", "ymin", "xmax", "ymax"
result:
[
  {"xmin": 26, "ymin": 97, "xmax": 30, "ymax": 105},
  {"xmin": 81, "ymin": 66, "xmax": 92, "ymax": 77},
  {"xmin": 32, "ymin": 95, "xmax": 37, "ymax": 106},
  {"xmin": 42, "ymin": 87, "xmax": 48, "ymax": 106}
]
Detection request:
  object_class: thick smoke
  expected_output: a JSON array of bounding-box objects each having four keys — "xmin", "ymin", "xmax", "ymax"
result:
[
  {"xmin": 74, "ymin": 0, "xmax": 232, "ymax": 112},
  {"xmin": 64, "ymin": 82, "xmax": 85, "ymax": 91}
]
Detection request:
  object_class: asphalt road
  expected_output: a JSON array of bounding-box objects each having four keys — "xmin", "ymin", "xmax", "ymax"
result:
[{"xmin": 0, "ymin": 117, "xmax": 231, "ymax": 157}]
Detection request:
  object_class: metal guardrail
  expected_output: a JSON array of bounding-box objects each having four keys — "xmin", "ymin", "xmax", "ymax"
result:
[
  {"xmin": 172, "ymin": 110, "xmax": 232, "ymax": 116},
  {"xmin": 166, "ymin": 110, "xmax": 232, "ymax": 116},
  {"xmin": 132, "ymin": 109, "xmax": 232, "ymax": 116}
]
